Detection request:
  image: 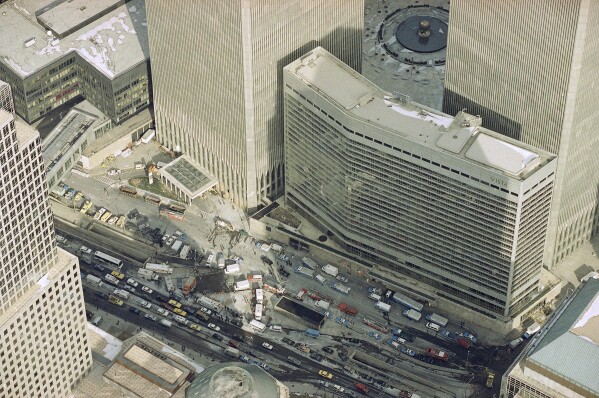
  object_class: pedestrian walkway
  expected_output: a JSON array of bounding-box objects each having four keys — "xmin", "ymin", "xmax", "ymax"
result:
[{"xmin": 92, "ymin": 175, "xmax": 118, "ymax": 186}]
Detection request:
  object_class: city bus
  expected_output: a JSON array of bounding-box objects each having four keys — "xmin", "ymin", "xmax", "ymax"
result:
[{"xmin": 94, "ymin": 251, "xmax": 123, "ymax": 268}]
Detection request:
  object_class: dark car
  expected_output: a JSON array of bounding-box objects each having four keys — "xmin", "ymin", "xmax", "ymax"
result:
[
  {"xmin": 260, "ymin": 255, "xmax": 273, "ymax": 265},
  {"xmin": 322, "ymin": 346, "xmax": 334, "ymax": 354},
  {"xmin": 282, "ymin": 337, "xmax": 294, "ymax": 345},
  {"xmin": 310, "ymin": 353, "xmax": 324, "ymax": 361},
  {"xmin": 212, "ymin": 333, "xmax": 224, "ymax": 341},
  {"xmin": 400, "ymin": 331, "xmax": 415, "ymax": 342},
  {"xmin": 95, "ymin": 292, "xmax": 108, "ymax": 300},
  {"xmin": 278, "ymin": 268, "xmax": 290, "ymax": 278},
  {"xmin": 129, "ymin": 307, "xmax": 141, "ymax": 315},
  {"xmin": 94, "ymin": 264, "xmax": 106, "ymax": 273},
  {"xmin": 86, "ymin": 311, "xmax": 94, "ymax": 321}
]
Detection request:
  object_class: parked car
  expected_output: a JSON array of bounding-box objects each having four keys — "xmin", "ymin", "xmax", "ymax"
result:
[
  {"xmin": 322, "ymin": 346, "xmax": 334, "ymax": 354},
  {"xmin": 127, "ymin": 278, "xmax": 139, "ymax": 287},
  {"xmin": 262, "ymin": 342, "xmax": 273, "ymax": 350},
  {"xmin": 401, "ymin": 346, "xmax": 416, "ymax": 357},
  {"xmin": 190, "ymin": 323, "xmax": 201, "ymax": 331},
  {"xmin": 129, "ymin": 307, "xmax": 141, "ymax": 315},
  {"xmin": 212, "ymin": 333, "xmax": 224, "ymax": 341},
  {"xmin": 368, "ymin": 331, "xmax": 382, "ymax": 341},
  {"xmin": 123, "ymin": 285, "xmax": 136, "ymax": 293},
  {"xmin": 140, "ymin": 300, "xmax": 152, "ymax": 309},
  {"xmin": 200, "ymin": 307, "xmax": 212, "ymax": 315},
  {"xmin": 208, "ymin": 323, "xmax": 220, "ymax": 331},
  {"xmin": 157, "ymin": 308, "xmax": 169, "ymax": 316},
  {"xmin": 336, "ymin": 275, "xmax": 349, "ymax": 283},
  {"xmin": 144, "ymin": 313, "xmax": 158, "ymax": 321},
  {"xmin": 141, "ymin": 286, "xmax": 153, "ymax": 294}
]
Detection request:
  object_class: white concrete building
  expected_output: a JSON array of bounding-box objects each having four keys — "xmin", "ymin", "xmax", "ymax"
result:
[
  {"xmin": 0, "ymin": 81, "xmax": 91, "ymax": 398},
  {"xmin": 283, "ymin": 48, "xmax": 558, "ymax": 320},
  {"xmin": 146, "ymin": 0, "xmax": 364, "ymax": 211}
]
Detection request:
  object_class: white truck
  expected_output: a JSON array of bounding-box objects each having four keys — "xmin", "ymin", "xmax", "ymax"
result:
[
  {"xmin": 104, "ymin": 274, "xmax": 119, "ymax": 285},
  {"xmin": 146, "ymin": 263, "xmax": 173, "ymax": 274},
  {"xmin": 173, "ymin": 315, "xmax": 189, "ymax": 325},
  {"xmin": 179, "ymin": 245, "xmax": 191, "ymax": 259},
  {"xmin": 160, "ymin": 319, "xmax": 172, "ymax": 328},
  {"xmin": 113, "ymin": 289, "xmax": 130, "ymax": 300},
  {"xmin": 217, "ymin": 255, "xmax": 225, "ymax": 269},
  {"xmin": 295, "ymin": 266, "xmax": 315, "ymax": 279},
  {"xmin": 315, "ymin": 300, "xmax": 330, "ymax": 310},
  {"xmin": 403, "ymin": 309, "xmax": 422, "ymax": 322},
  {"xmin": 425, "ymin": 313, "xmax": 448, "ymax": 328},
  {"xmin": 197, "ymin": 295, "xmax": 222, "ymax": 312},
  {"xmin": 321, "ymin": 264, "xmax": 339, "ymax": 277},
  {"xmin": 315, "ymin": 274, "xmax": 326, "ymax": 284},
  {"xmin": 331, "ymin": 282, "xmax": 350, "ymax": 294},
  {"xmin": 138, "ymin": 268, "xmax": 160, "ymax": 281},
  {"xmin": 375, "ymin": 301, "xmax": 391, "ymax": 312},
  {"xmin": 171, "ymin": 240, "xmax": 183, "ymax": 252},
  {"xmin": 234, "ymin": 280, "xmax": 251, "ymax": 292},
  {"xmin": 86, "ymin": 274, "xmax": 103, "ymax": 285},
  {"xmin": 164, "ymin": 276, "xmax": 175, "ymax": 292}
]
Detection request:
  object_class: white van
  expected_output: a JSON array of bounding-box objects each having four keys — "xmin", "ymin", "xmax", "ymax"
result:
[
  {"xmin": 315, "ymin": 274, "xmax": 326, "ymax": 284},
  {"xmin": 252, "ymin": 274, "xmax": 263, "ymax": 282},
  {"xmin": 91, "ymin": 315, "xmax": 103, "ymax": 326},
  {"xmin": 269, "ymin": 325, "xmax": 282, "ymax": 332},
  {"xmin": 426, "ymin": 322, "xmax": 440, "ymax": 332},
  {"xmin": 369, "ymin": 293, "xmax": 381, "ymax": 301}
]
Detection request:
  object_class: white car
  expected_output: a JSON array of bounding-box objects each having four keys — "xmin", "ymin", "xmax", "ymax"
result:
[
  {"xmin": 141, "ymin": 286, "xmax": 153, "ymax": 294},
  {"xmin": 123, "ymin": 285, "xmax": 136, "ymax": 293},
  {"xmin": 140, "ymin": 300, "xmax": 152, "ymax": 309},
  {"xmin": 144, "ymin": 313, "xmax": 157, "ymax": 321},
  {"xmin": 262, "ymin": 342, "xmax": 273, "ymax": 350},
  {"xmin": 79, "ymin": 245, "xmax": 92, "ymax": 255},
  {"xmin": 127, "ymin": 278, "xmax": 139, "ymax": 287},
  {"xmin": 157, "ymin": 308, "xmax": 169, "ymax": 317},
  {"xmin": 200, "ymin": 307, "xmax": 212, "ymax": 315},
  {"xmin": 333, "ymin": 384, "xmax": 345, "ymax": 393},
  {"xmin": 336, "ymin": 275, "xmax": 349, "ymax": 283},
  {"xmin": 207, "ymin": 323, "xmax": 220, "ymax": 331}
]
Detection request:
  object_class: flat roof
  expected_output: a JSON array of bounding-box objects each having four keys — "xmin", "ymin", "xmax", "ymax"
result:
[
  {"xmin": 37, "ymin": 0, "xmax": 124, "ymax": 38},
  {"xmin": 0, "ymin": 0, "xmax": 148, "ymax": 79},
  {"xmin": 161, "ymin": 155, "xmax": 217, "ymax": 199},
  {"xmin": 285, "ymin": 47, "xmax": 556, "ymax": 180}
]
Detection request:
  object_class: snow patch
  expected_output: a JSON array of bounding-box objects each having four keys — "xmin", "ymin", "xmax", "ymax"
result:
[
  {"xmin": 88, "ymin": 324, "xmax": 123, "ymax": 360},
  {"xmin": 128, "ymin": 5, "xmax": 137, "ymax": 12},
  {"xmin": 141, "ymin": 22, "xmax": 147, "ymax": 26},
  {"xmin": 37, "ymin": 273, "xmax": 51, "ymax": 288},
  {"xmin": 13, "ymin": 3, "xmax": 31, "ymax": 16},
  {"xmin": 107, "ymin": 37, "xmax": 116, "ymax": 52},
  {"xmin": 574, "ymin": 294, "xmax": 599, "ymax": 329},
  {"xmin": 161, "ymin": 345, "xmax": 205, "ymax": 373},
  {"xmin": 3, "ymin": 57, "xmax": 32, "ymax": 76}
]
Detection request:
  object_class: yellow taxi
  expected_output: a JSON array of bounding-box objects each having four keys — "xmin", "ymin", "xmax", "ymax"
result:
[
  {"xmin": 111, "ymin": 270, "xmax": 125, "ymax": 280},
  {"xmin": 318, "ymin": 370, "xmax": 333, "ymax": 379},
  {"xmin": 168, "ymin": 299, "xmax": 182, "ymax": 308},
  {"xmin": 190, "ymin": 323, "xmax": 201, "ymax": 331},
  {"xmin": 174, "ymin": 308, "xmax": 187, "ymax": 317}
]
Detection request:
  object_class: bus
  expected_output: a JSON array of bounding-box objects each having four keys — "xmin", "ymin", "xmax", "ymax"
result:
[
  {"xmin": 94, "ymin": 251, "xmax": 123, "ymax": 268},
  {"xmin": 249, "ymin": 319, "xmax": 266, "ymax": 332}
]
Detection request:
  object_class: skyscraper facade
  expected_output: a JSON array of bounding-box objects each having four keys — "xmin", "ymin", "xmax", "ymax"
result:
[
  {"xmin": 146, "ymin": 0, "xmax": 363, "ymax": 210},
  {"xmin": 284, "ymin": 48, "xmax": 557, "ymax": 318},
  {"xmin": 0, "ymin": 81, "xmax": 91, "ymax": 398},
  {"xmin": 443, "ymin": 0, "xmax": 599, "ymax": 267}
]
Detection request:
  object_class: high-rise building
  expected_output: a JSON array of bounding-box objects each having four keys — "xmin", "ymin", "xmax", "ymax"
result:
[
  {"xmin": 443, "ymin": 0, "xmax": 599, "ymax": 267},
  {"xmin": 146, "ymin": 0, "xmax": 363, "ymax": 210},
  {"xmin": 0, "ymin": 81, "xmax": 91, "ymax": 398},
  {"xmin": 284, "ymin": 47, "xmax": 557, "ymax": 319}
]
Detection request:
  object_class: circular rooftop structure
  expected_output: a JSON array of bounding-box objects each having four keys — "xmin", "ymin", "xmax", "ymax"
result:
[
  {"xmin": 395, "ymin": 15, "xmax": 448, "ymax": 53},
  {"xmin": 186, "ymin": 363, "xmax": 282, "ymax": 398}
]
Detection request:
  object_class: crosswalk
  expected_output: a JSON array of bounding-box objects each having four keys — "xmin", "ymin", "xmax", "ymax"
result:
[{"xmin": 92, "ymin": 175, "xmax": 118, "ymax": 186}]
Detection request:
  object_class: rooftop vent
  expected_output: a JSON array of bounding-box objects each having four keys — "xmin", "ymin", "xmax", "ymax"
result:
[{"xmin": 24, "ymin": 38, "xmax": 36, "ymax": 48}]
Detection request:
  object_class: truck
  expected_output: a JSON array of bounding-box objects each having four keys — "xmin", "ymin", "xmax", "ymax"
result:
[
  {"xmin": 113, "ymin": 289, "xmax": 130, "ymax": 300},
  {"xmin": 295, "ymin": 266, "xmax": 314, "ymax": 279},
  {"xmin": 270, "ymin": 243, "xmax": 284, "ymax": 253},
  {"xmin": 321, "ymin": 264, "xmax": 339, "ymax": 277},
  {"xmin": 425, "ymin": 313, "xmax": 448, "ymax": 328},
  {"xmin": 104, "ymin": 274, "xmax": 119, "ymax": 285},
  {"xmin": 164, "ymin": 276, "xmax": 175, "ymax": 292},
  {"xmin": 375, "ymin": 301, "xmax": 391, "ymax": 312},
  {"xmin": 403, "ymin": 309, "xmax": 422, "ymax": 322},
  {"xmin": 314, "ymin": 274, "xmax": 326, "ymax": 284},
  {"xmin": 171, "ymin": 240, "xmax": 183, "ymax": 252},
  {"xmin": 301, "ymin": 257, "xmax": 319, "ymax": 270},
  {"xmin": 197, "ymin": 295, "xmax": 222, "ymax": 312},
  {"xmin": 225, "ymin": 264, "xmax": 240, "ymax": 274},
  {"xmin": 160, "ymin": 319, "xmax": 173, "ymax": 328},
  {"xmin": 331, "ymin": 282, "xmax": 350, "ymax": 294},
  {"xmin": 392, "ymin": 292, "xmax": 424, "ymax": 312},
  {"xmin": 523, "ymin": 322, "xmax": 541, "ymax": 339},
  {"xmin": 108, "ymin": 295, "xmax": 124, "ymax": 306},
  {"xmin": 179, "ymin": 245, "xmax": 191, "ymax": 260},
  {"xmin": 234, "ymin": 280, "xmax": 251, "ymax": 292},
  {"xmin": 426, "ymin": 347, "xmax": 449, "ymax": 361},
  {"xmin": 183, "ymin": 276, "xmax": 197, "ymax": 296},
  {"xmin": 315, "ymin": 300, "xmax": 330, "ymax": 310},
  {"xmin": 86, "ymin": 274, "xmax": 103, "ymax": 285},
  {"xmin": 138, "ymin": 268, "xmax": 159, "ymax": 281},
  {"xmin": 217, "ymin": 255, "xmax": 225, "ymax": 269},
  {"xmin": 338, "ymin": 303, "xmax": 358, "ymax": 316},
  {"xmin": 305, "ymin": 328, "xmax": 320, "ymax": 338},
  {"xmin": 224, "ymin": 347, "xmax": 239, "ymax": 357},
  {"xmin": 146, "ymin": 263, "xmax": 173, "ymax": 274}
]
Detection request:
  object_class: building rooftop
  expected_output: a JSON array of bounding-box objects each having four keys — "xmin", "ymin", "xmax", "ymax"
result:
[
  {"xmin": 526, "ymin": 277, "xmax": 599, "ymax": 396},
  {"xmin": 160, "ymin": 155, "xmax": 218, "ymax": 199},
  {"xmin": 285, "ymin": 47, "xmax": 554, "ymax": 181},
  {"xmin": 0, "ymin": 0, "xmax": 148, "ymax": 79},
  {"xmin": 275, "ymin": 296, "xmax": 326, "ymax": 327}
]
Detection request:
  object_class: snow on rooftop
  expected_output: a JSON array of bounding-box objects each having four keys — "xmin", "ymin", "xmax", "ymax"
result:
[
  {"xmin": 88, "ymin": 324, "xmax": 123, "ymax": 360},
  {"xmin": 383, "ymin": 97, "xmax": 453, "ymax": 128},
  {"xmin": 161, "ymin": 345, "xmax": 205, "ymax": 374},
  {"xmin": 465, "ymin": 133, "xmax": 539, "ymax": 175},
  {"xmin": 36, "ymin": 273, "xmax": 50, "ymax": 288},
  {"xmin": 573, "ymin": 293, "xmax": 599, "ymax": 330}
]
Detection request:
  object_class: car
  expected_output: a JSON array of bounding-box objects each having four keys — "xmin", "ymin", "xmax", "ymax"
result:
[
  {"xmin": 239, "ymin": 355, "xmax": 250, "ymax": 363},
  {"xmin": 207, "ymin": 323, "xmax": 220, "ymax": 331},
  {"xmin": 95, "ymin": 292, "xmax": 108, "ymax": 300},
  {"xmin": 107, "ymin": 168, "xmax": 120, "ymax": 176},
  {"xmin": 123, "ymin": 285, "xmax": 136, "ymax": 293},
  {"xmin": 389, "ymin": 340, "xmax": 400, "ymax": 349},
  {"xmin": 94, "ymin": 264, "xmax": 106, "ymax": 272},
  {"xmin": 138, "ymin": 222, "xmax": 150, "ymax": 230},
  {"xmin": 127, "ymin": 278, "xmax": 139, "ymax": 287},
  {"xmin": 322, "ymin": 346, "xmax": 334, "ymax": 354},
  {"xmin": 189, "ymin": 323, "xmax": 202, "ymax": 331},
  {"xmin": 395, "ymin": 337, "xmax": 407, "ymax": 344},
  {"xmin": 278, "ymin": 268, "xmax": 290, "ymax": 277},
  {"xmin": 401, "ymin": 347, "xmax": 417, "ymax": 357},
  {"xmin": 140, "ymin": 300, "xmax": 152, "ymax": 309},
  {"xmin": 144, "ymin": 313, "xmax": 158, "ymax": 321},
  {"xmin": 166, "ymin": 237, "xmax": 175, "ymax": 246},
  {"xmin": 460, "ymin": 331, "xmax": 478, "ymax": 343},
  {"xmin": 141, "ymin": 285, "xmax": 153, "ymax": 294},
  {"xmin": 129, "ymin": 307, "xmax": 141, "ymax": 315},
  {"xmin": 111, "ymin": 270, "xmax": 125, "ymax": 280},
  {"xmin": 259, "ymin": 363, "xmax": 271, "ymax": 371},
  {"xmin": 318, "ymin": 370, "xmax": 333, "ymax": 379},
  {"xmin": 157, "ymin": 308, "xmax": 169, "ymax": 316},
  {"xmin": 212, "ymin": 333, "xmax": 224, "ymax": 341},
  {"xmin": 310, "ymin": 353, "xmax": 324, "ymax": 361},
  {"xmin": 317, "ymin": 380, "xmax": 327, "ymax": 386},
  {"xmin": 173, "ymin": 308, "xmax": 187, "ymax": 316},
  {"xmin": 94, "ymin": 208, "xmax": 106, "ymax": 220},
  {"xmin": 80, "ymin": 245, "xmax": 92, "ymax": 255},
  {"xmin": 282, "ymin": 337, "xmax": 294, "ymax": 345},
  {"xmin": 73, "ymin": 191, "xmax": 83, "ymax": 202},
  {"xmin": 509, "ymin": 337, "xmax": 524, "ymax": 349},
  {"xmin": 200, "ymin": 307, "xmax": 212, "ymax": 315},
  {"xmin": 335, "ymin": 275, "xmax": 349, "ymax": 283},
  {"xmin": 100, "ymin": 211, "xmax": 112, "ymax": 222},
  {"xmin": 368, "ymin": 331, "xmax": 382, "ymax": 341},
  {"xmin": 168, "ymin": 299, "xmax": 182, "ymax": 308},
  {"xmin": 262, "ymin": 342, "xmax": 273, "ymax": 350},
  {"xmin": 332, "ymin": 384, "xmax": 345, "ymax": 393}
]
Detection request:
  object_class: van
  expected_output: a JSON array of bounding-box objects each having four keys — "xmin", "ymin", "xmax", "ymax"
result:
[
  {"xmin": 315, "ymin": 274, "xmax": 326, "ymax": 284},
  {"xmin": 91, "ymin": 315, "xmax": 103, "ymax": 326},
  {"xmin": 269, "ymin": 325, "xmax": 282, "ymax": 332},
  {"xmin": 369, "ymin": 293, "xmax": 381, "ymax": 301},
  {"xmin": 252, "ymin": 275, "xmax": 263, "ymax": 282},
  {"xmin": 426, "ymin": 322, "xmax": 440, "ymax": 332}
]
